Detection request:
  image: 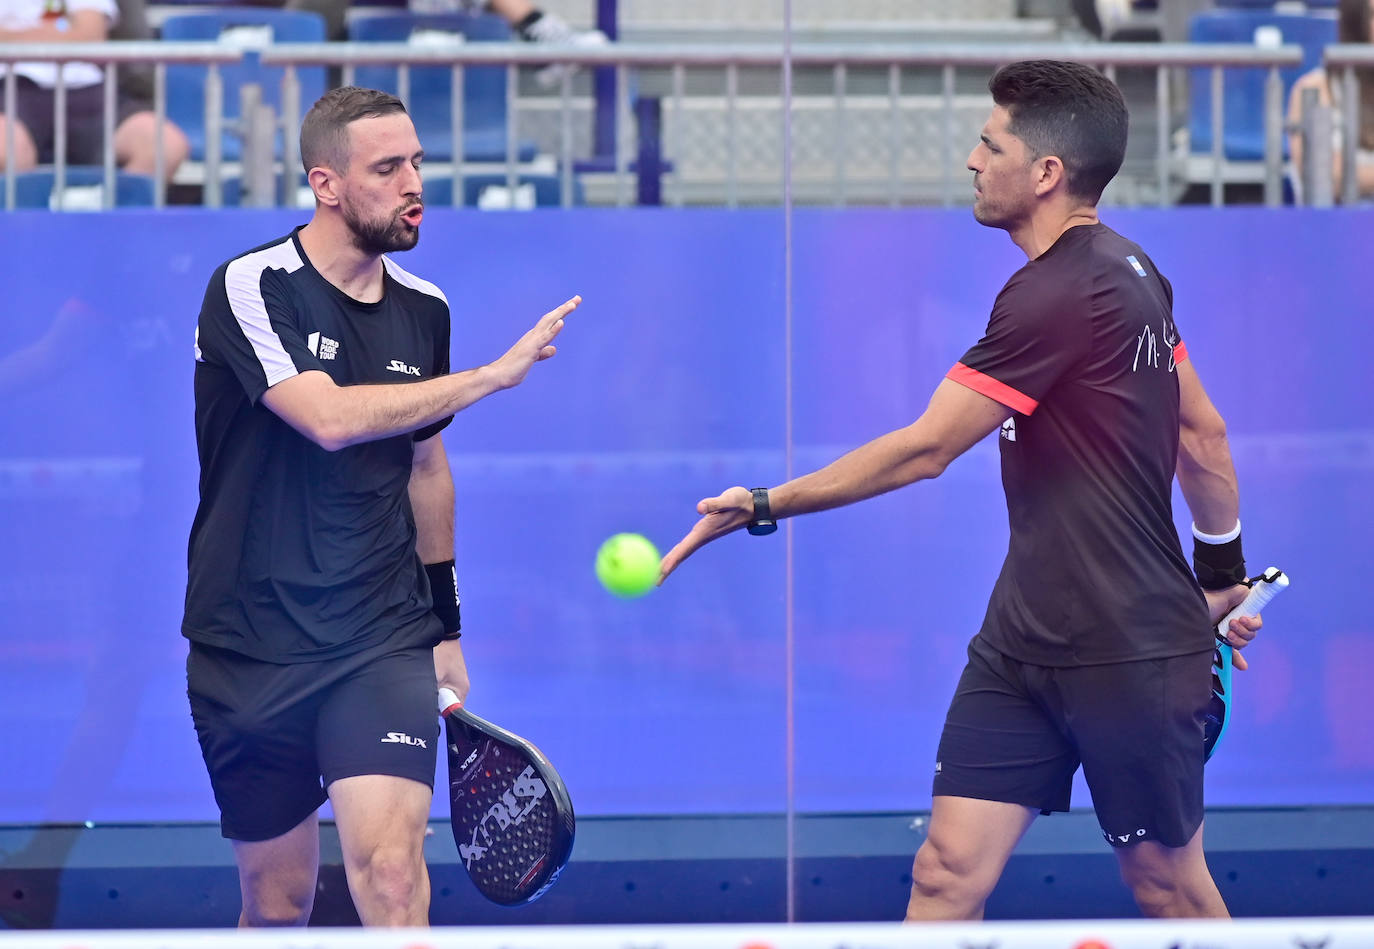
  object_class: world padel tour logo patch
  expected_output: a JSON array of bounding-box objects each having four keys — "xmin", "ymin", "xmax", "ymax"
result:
[
  {"xmin": 1126, "ymin": 254, "xmax": 1148, "ymax": 277},
  {"xmin": 306, "ymin": 331, "xmax": 339, "ymax": 360}
]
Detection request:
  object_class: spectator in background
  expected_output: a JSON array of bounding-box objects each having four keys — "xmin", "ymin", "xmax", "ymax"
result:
[
  {"xmin": 415, "ymin": 0, "xmax": 607, "ymax": 87},
  {"xmin": 1287, "ymin": 0, "xmax": 1374, "ymax": 202},
  {"xmin": 0, "ymin": 0, "xmax": 189, "ymax": 179},
  {"xmin": 409, "ymin": 0, "xmax": 605, "ymax": 52},
  {"xmin": 1072, "ymin": 0, "xmax": 1215, "ymax": 42}
]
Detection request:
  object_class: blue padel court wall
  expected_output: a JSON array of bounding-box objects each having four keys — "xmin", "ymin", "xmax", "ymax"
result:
[{"xmin": 0, "ymin": 207, "xmax": 1368, "ymax": 824}]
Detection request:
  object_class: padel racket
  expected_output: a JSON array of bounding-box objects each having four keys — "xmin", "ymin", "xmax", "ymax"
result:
[
  {"xmin": 1203, "ymin": 567, "xmax": 1290, "ymax": 762},
  {"xmin": 437, "ymin": 687, "xmax": 575, "ymax": 905}
]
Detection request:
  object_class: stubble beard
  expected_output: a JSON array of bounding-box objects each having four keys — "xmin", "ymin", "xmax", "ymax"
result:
[
  {"xmin": 971, "ymin": 188, "xmax": 1020, "ymax": 232},
  {"xmin": 343, "ymin": 201, "xmax": 420, "ymax": 256}
]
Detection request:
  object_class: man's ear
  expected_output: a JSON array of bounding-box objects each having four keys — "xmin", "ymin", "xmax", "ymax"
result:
[
  {"xmin": 308, "ymin": 166, "xmax": 341, "ymax": 207},
  {"xmin": 1034, "ymin": 155, "xmax": 1066, "ymax": 197}
]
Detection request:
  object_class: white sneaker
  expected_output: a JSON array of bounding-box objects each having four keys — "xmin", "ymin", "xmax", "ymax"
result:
[{"xmin": 520, "ymin": 11, "xmax": 608, "ymax": 89}]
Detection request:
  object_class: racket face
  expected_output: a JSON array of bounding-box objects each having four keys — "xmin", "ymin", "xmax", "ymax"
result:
[{"xmin": 444, "ymin": 709, "xmax": 575, "ymax": 905}]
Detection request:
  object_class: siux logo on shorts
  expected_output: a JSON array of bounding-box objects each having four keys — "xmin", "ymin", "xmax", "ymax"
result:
[{"xmin": 381, "ymin": 732, "xmax": 428, "ymax": 748}]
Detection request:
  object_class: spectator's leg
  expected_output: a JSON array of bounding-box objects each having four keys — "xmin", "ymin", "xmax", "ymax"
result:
[
  {"xmin": 0, "ymin": 115, "xmax": 39, "ymax": 172},
  {"xmin": 488, "ymin": 0, "xmax": 536, "ymax": 21},
  {"xmin": 114, "ymin": 111, "xmax": 190, "ymax": 179},
  {"xmin": 498, "ymin": 1, "xmax": 609, "ymax": 89},
  {"xmin": 6, "ymin": 78, "xmax": 52, "ymax": 172}
]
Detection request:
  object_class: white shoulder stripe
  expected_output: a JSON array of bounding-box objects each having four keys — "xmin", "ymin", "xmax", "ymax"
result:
[
  {"xmin": 382, "ymin": 255, "xmax": 448, "ymax": 304},
  {"xmin": 224, "ymin": 238, "xmax": 307, "ymax": 388}
]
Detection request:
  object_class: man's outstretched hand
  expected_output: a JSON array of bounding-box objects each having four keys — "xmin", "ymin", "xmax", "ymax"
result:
[
  {"xmin": 488, "ymin": 295, "xmax": 581, "ymax": 390},
  {"xmin": 657, "ymin": 486, "xmax": 756, "ymax": 585}
]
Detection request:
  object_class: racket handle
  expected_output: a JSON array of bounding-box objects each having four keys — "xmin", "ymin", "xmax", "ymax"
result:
[
  {"xmin": 1216, "ymin": 567, "xmax": 1289, "ymax": 640},
  {"xmin": 438, "ymin": 687, "xmax": 463, "ymax": 715}
]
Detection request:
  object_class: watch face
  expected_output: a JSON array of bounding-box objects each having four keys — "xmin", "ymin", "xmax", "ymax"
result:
[{"xmin": 747, "ymin": 521, "xmax": 777, "ymax": 536}]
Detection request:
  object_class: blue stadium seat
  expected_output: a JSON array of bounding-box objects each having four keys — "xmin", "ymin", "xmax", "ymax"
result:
[
  {"xmin": 11, "ymin": 167, "xmax": 156, "ymax": 209},
  {"xmin": 1188, "ymin": 10, "xmax": 1336, "ymax": 160},
  {"xmin": 160, "ymin": 8, "xmax": 327, "ymax": 161},
  {"xmin": 422, "ymin": 172, "xmax": 583, "ymax": 208},
  {"xmin": 348, "ymin": 12, "xmax": 537, "ymax": 162}
]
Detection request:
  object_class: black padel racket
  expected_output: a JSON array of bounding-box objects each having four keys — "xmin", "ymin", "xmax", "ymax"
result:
[
  {"xmin": 437, "ymin": 687, "xmax": 575, "ymax": 905},
  {"xmin": 1204, "ymin": 567, "xmax": 1290, "ymax": 762}
]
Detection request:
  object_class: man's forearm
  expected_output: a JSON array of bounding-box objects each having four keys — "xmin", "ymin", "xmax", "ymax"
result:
[
  {"xmin": 1177, "ymin": 432, "xmax": 1240, "ymax": 534},
  {"xmin": 336, "ymin": 367, "xmax": 501, "ymax": 449},
  {"xmin": 410, "ymin": 448, "xmax": 456, "ymax": 562},
  {"xmin": 267, "ymin": 364, "xmax": 506, "ymax": 452},
  {"xmin": 771, "ymin": 426, "xmax": 946, "ymax": 520},
  {"xmin": 770, "ymin": 379, "xmax": 1008, "ymax": 520},
  {"xmin": 1175, "ymin": 361, "xmax": 1240, "ymax": 535}
]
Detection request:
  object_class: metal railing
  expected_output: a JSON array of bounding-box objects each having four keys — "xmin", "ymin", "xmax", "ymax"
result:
[
  {"xmin": 1, "ymin": 40, "xmax": 1303, "ymax": 210},
  {"xmin": 261, "ymin": 42, "xmax": 1303, "ymax": 209},
  {"xmin": 1316, "ymin": 44, "xmax": 1374, "ymax": 207},
  {"xmin": 0, "ymin": 42, "xmax": 241, "ymax": 209}
]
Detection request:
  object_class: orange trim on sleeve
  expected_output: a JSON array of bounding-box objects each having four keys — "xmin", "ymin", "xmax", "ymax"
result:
[
  {"xmin": 946, "ymin": 362, "xmax": 1039, "ymax": 415},
  {"xmin": 1173, "ymin": 340, "xmax": 1188, "ymax": 365}
]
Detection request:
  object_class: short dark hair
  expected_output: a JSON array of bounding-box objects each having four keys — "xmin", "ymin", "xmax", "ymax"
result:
[
  {"xmin": 988, "ymin": 60, "xmax": 1128, "ymax": 203},
  {"xmin": 299, "ymin": 86, "xmax": 408, "ymax": 174}
]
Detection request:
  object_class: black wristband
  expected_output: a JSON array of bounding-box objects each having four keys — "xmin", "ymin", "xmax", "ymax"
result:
[
  {"xmin": 747, "ymin": 487, "xmax": 777, "ymax": 536},
  {"xmin": 1192, "ymin": 531, "xmax": 1247, "ymax": 590},
  {"xmin": 425, "ymin": 560, "xmax": 462, "ymax": 639}
]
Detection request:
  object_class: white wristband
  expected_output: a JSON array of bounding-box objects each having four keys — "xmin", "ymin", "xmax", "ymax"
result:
[{"xmin": 1192, "ymin": 519, "xmax": 1241, "ymax": 544}]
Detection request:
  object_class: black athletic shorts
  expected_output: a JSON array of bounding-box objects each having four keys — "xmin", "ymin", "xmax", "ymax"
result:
[
  {"xmin": 932, "ymin": 633, "xmax": 1213, "ymax": 849},
  {"xmin": 187, "ymin": 639, "xmax": 440, "ymax": 842},
  {"xmin": 12, "ymin": 76, "xmax": 152, "ymax": 165}
]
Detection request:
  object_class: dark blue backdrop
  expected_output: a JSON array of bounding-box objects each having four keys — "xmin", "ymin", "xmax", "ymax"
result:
[{"xmin": 0, "ymin": 207, "xmax": 1368, "ymax": 825}]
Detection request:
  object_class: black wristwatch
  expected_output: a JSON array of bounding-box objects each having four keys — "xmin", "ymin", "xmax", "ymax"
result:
[{"xmin": 747, "ymin": 487, "xmax": 777, "ymax": 536}]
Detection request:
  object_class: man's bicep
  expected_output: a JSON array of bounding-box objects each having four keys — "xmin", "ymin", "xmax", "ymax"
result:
[
  {"xmin": 918, "ymin": 377, "xmax": 1014, "ymax": 464},
  {"xmin": 1176, "ymin": 357, "xmax": 1223, "ymax": 435}
]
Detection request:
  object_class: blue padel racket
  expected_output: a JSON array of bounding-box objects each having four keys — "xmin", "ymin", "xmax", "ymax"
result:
[
  {"xmin": 1203, "ymin": 567, "xmax": 1290, "ymax": 762},
  {"xmin": 437, "ymin": 688, "xmax": 575, "ymax": 905}
]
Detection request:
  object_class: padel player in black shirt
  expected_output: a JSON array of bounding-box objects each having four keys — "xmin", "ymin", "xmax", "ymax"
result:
[
  {"xmin": 659, "ymin": 61, "xmax": 1263, "ymax": 920},
  {"xmin": 952, "ymin": 221, "xmax": 1206, "ymax": 668},
  {"xmin": 186, "ymin": 227, "xmax": 453, "ymax": 662},
  {"xmin": 182, "ymin": 87, "xmax": 579, "ymax": 927}
]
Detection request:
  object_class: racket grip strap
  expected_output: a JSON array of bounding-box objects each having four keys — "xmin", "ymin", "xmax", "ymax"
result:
[
  {"xmin": 438, "ymin": 687, "xmax": 462, "ymax": 714},
  {"xmin": 1215, "ymin": 567, "xmax": 1289, "ymax": 639}
]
